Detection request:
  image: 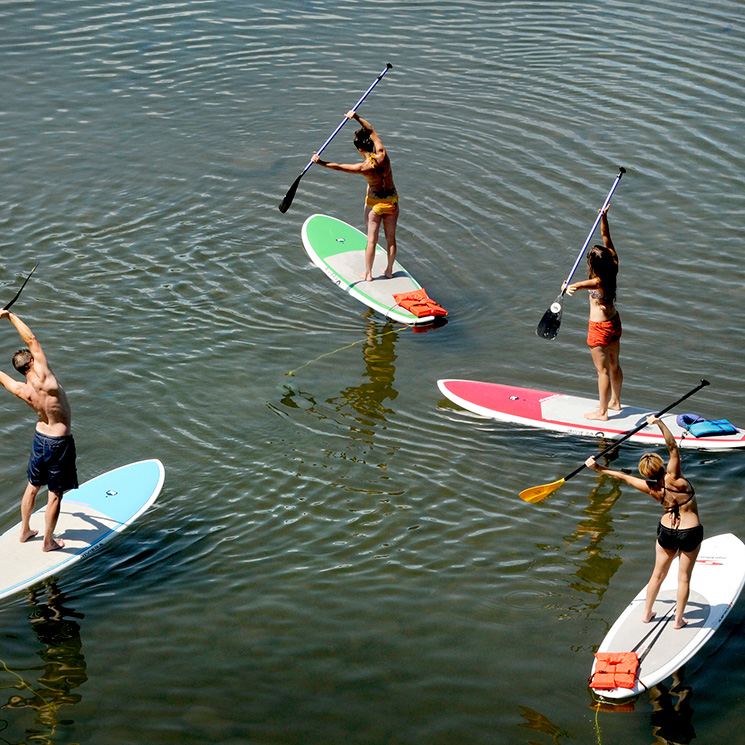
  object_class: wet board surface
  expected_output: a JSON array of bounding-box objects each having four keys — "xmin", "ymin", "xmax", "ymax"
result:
[
  {"xmin": 590, "ymin": 533, "xmax": 745, "ymax": 701},
  {"xmin": 302, "ymin": 213, "xmax": 443, "ymax": 325},
  {"xmin": 0, "ymin": 459, "xmax": 165, "ymax": 601},
  {"xmin": 437, "ymin": 380, "xmax": 745, "ymax": 450}
]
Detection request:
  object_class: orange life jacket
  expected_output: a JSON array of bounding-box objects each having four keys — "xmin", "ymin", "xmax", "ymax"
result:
[
  {"xmin": 393, "ymin": 288, "xmax": 448, "ymax": 318},
  {"xmin": 590, "ymin": 652, "xmax": 640, "ymax": 690}
]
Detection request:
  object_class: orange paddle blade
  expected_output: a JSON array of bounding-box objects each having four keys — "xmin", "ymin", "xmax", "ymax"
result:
[{"xmin": 519, "ymin": 478, "xmax": 566, "ymax": 503}]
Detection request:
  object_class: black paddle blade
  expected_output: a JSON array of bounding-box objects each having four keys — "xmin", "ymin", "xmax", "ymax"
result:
[
  {"xmin": 536, "ymin": 295, "xmax": 563, "ymax": 340},
  {"xmin": 279, "ymin": 173, "xmax": 304, "ymax": 213}
]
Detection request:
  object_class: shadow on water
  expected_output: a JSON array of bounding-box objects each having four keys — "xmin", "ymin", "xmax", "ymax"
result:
[{"xmin": 0, "ymin": 581, "xmax": 86, "ymax": 745}]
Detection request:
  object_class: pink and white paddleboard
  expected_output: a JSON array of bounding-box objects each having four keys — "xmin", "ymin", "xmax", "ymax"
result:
[{"xmin": 437, "ymin": 379, "xmax": 745, "ymax": 450}]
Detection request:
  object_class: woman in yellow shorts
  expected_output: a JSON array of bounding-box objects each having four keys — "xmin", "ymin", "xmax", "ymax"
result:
[
  {"xmin": 312, "ymin": 111, "xmax": 398, "ymax": 282},
  {"xmin": 565, "ymin": 205, "xmax": 622, "ymax": 420}
]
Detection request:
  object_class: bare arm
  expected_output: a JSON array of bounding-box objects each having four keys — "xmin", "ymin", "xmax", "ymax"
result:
[
  {"xmin": 647, "ymin": 415, "xmax": 682, "ymax": 478},
  {"xmin": 0, "ymin": 369, "xmax": 24, "ymax": 398},
  {"xmin": 600, "ymin": 207, "xmax": 615, "ymax": 252},
  {"xmin": 564, "ymin": 277, "xmax": 602, "ymax": 296},
  {"xmin": 311, "ymin": 152, "xmax": 365, "ymax": 173},
  {"xmin": 585, "ymin": 456, "xmax": 658, "ymax": 497},
  {"xmin": 1, "ymin": 310, "xmax": 51, "ymax": 378}
]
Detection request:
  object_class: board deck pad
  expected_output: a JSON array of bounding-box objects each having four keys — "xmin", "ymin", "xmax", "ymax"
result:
[
  {"xmin": 302, "ymin": 213, "xmax": 445, "ymax": 325},
  {"xmin": 590, "ymin": 533, "xmax": 745, "ymax": 701},
  {"xmin": 0, "ymin": 459, "xmax": 165, "ymax": 601},
  {"xmin": 437, "ymin": 379, "xmax": 745, "ymax": 450}
]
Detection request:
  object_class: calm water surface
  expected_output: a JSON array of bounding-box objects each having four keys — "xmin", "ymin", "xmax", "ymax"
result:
[{"xmin": 1, "ymin": 1, "xmax": 744, "ymax": 743}]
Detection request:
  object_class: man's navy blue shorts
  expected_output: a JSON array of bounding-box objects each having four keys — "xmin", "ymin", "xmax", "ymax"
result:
[{"xmin": 27, "ymin": 430, "xmax": 78, "ymax": 495}]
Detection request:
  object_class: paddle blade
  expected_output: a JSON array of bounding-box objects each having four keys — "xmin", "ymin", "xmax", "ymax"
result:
[
  {"xmin": 536, "ymin": 295, "xmax": 563, "ymax": 340},
  {"xmin": 279, "ymin": 172, "xmax": 304, "ymax": 213},
  {"xmin": 519, "ymin": 478, "xmax": 566, "ymax": 503}
]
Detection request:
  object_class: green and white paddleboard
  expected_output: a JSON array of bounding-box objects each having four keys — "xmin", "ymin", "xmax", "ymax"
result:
[{"xmin": 301, "ymin": 213, "xmax": 443, "ymax": 326}]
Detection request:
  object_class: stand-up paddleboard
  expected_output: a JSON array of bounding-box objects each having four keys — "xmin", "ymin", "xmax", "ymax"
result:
[
  {"xmin": 437, "ymin": 380, "xmax": 745, "ymax": 450},
  {"xmin": 0, "ymin": 459, "xmax": 165, "ymax": 602},
  {"xmin": 302, "ymin": 214, "xmax": 446, "ymax": 326},
  {"xmin": 590, "ymin": 533, "xmax": 745, "ymax": 702}
]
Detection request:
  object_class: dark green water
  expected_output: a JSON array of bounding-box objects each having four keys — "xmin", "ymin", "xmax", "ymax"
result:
[{"xmin": 1, "ymin": 1, "xmax": 744, "ymax": 743}]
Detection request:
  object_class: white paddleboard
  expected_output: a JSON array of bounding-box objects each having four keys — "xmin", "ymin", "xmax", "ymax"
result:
[
  {"xmin": 301, "ymin": 213, "xmax": 446, "ymax": 325},
  {"xmin": 590, "ymin": 533, "xmax": 745, "ymax": 701},
  {"xmin": 0, "ymin": 459, "xmax": 165, "ymax": 602},
  {"xmin": 437, "ymin": 379, "xmax": 745, "ymax": 450}
]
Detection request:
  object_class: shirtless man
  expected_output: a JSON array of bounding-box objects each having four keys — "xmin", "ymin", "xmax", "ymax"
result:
[
  {"xmin": 0, "ymin": 310, "xmax": 77, "ymax": 551},
  {"xmin": 312, "ymin": 110, "xmax": 398, "ymax": 282}
]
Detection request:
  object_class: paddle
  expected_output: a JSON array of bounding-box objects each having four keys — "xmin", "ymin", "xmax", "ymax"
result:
[
  {"xmin": 519, "ymin": 378, "xmax": 710, "ymax": 503},
  {"xmin": 3, "ymin": 262, "xmax": 39, "ymax": 311},
  {"xmin": 278, "ymin": 63, "xmax": 393, "ymax": 214},
  {"xmin": 536, "ymin": 167, "xmax": 626, "ymax": 340}
]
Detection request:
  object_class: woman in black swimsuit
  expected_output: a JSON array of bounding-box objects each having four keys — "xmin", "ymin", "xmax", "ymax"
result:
[{"xmin": 585, "ymin": 415, "xmax": 702, "ymax": 629}]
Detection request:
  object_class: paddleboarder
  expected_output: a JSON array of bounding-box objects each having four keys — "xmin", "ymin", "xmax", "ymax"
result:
[
  {"xmin": 0, "ymin": 309, "xmax": 77, "ymax": 551},
  {"xmin": 564, "ymin": 206, "xmax": 622, "ymax": 421},
  {"xmin": 312, "ymin": 110, "xmax": 398, "ymax": 282},
  {"xmin": 585, "ymin": 415, "xmax": 702, "ymax": 630}
]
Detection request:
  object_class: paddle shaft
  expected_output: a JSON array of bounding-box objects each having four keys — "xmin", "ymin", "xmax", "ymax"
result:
[
  {"xmin": 560, "ymin": 166, "xmax": 626, "ymax": 293},
  {"xmin": 562, "ymin": 378, "xmax": 710, "ymax": 483},
  {"xmin": 304, "ymin": 63, "xmax": 391, "ymax": 174},
  {"xmin": 3, "ymin": 262, "xmax": 38, "ymax": 311},
  {"xmin": 278, "ymin": 63, "xmax": 392, "ymax": 213}
]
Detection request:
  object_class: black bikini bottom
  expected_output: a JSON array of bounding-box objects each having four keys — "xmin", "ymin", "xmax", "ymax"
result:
[{"xmin": 657, "ymin": 522, "xmax": 704, "ymax": 553}]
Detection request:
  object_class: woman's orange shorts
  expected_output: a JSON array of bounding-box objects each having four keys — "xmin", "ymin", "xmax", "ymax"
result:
[{"xmin": 587, "ymin": 313, "xmax": 622, "ymax": 347}]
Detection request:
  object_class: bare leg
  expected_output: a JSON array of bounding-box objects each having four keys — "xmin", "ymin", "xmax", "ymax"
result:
[
  {"xmin": 363, "ymin": 206, "xmax": 382, "ymax": 282},
  {"xmin": 20, "ymin": 482, "xmax": 41, "ymax": 542},
  {"xmin": 643, "ymin": 541, "xmax": 676, "ymax": 623},
  {"xmin": 381, "ymin": 208, "xmax": 399, "ymax": 278},
  {"xmin": 43, "ymin": 490, "xmax": 65, "ymax": 552},
  {"xmin": 674, "ymin": 545, "xmax": 701, "ymax": 629},
  {"xmin": 607, "ymin": 340, "xmax": 622, "ymax": 411},
  {"xmin": 585, "ymin": 345, "xmax": 612, "ymax": 420}
]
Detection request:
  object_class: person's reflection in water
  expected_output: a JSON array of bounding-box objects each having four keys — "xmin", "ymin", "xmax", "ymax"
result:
[
  {"xmin": 332, "ymin": 317, "xmax": 398, "ymax": 426},
  {"xmin": 1, "ymin": 581, "xmax": 87, "ymax": 745},
  {"xmin": 649, "ymin": 669, "xmax": 696, "ymax": 745},
  {"xmin": 564, "ymin": 448, "xmax": 624, "ymax": 612}
]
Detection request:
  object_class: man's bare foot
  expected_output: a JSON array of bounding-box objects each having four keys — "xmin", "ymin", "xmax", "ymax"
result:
[
  {"xmin": 608, "ymin": 401, "xmax": 622, "ymax": 411},
  {"xmin": 642, "ymin": 611, "xmax": 656, "ymax": 623},
  {"xmin": 674, "ymin": 617, "xmax": 688, "ymax": 629},
  {"xmin": 585, "ymin": 410, "xmax": 609, "ymax": 421},
  {"xmin": 359, "ymin": 272, "xmax": 373, "ymax": 282},
  {"xmin": 43, "ymin": 537, "xmax": 65, "ymax": 552},
  {"xmin": 384, "ymin": 268, "xmax": 393, "ymax": 279},
  {"xmin": 19, "ymin": 528, "xmax": 38, "ymax": 543}
]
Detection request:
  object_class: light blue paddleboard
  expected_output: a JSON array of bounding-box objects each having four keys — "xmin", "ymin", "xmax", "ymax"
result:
[
  {"xmin": 0, "ymin": 459, "xmax": 165, "ymax": 601},
  {"xmin": 301, "ymin": 213, "xmax": 445, "ymax": 325}
]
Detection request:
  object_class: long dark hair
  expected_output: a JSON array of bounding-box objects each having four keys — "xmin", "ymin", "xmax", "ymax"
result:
[{"xmin": 587, "ymin": 244, "xmax": 618, "ymax": 305}]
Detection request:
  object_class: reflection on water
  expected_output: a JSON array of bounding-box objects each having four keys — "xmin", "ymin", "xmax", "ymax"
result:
[
  {"xmin": 518, "ymin": 705, "xmax": 571, "ymax": 744},
  {"xmin": 330, "ymin": 318, "xmax": 398, "ymax": 424},
  {"xmin": 649, "ymin": 670, "xmax": 696, "ymax": 745},
  {"xmin": 278, "ymin": 317, "xmax": 400, "ymax": 437},
  {"xmin": 0, "ymin": 582, "xmax": 86, "ymax": 745}
]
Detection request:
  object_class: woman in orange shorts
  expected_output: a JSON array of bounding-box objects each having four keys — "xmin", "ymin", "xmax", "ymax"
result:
[{"xmin": 565, "ymin": 206, "xmax": 622, "ymax": 420}]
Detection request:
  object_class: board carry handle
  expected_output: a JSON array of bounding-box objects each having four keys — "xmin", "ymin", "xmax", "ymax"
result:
[
  {"xmin": 536, "ymin": 167, "xmax": 626, "ymax": 340},
  {"xmin": 279, "ymin": 63, "xmax": 393, "ymax": 213},
  {"xmin": 519, "ymin": 378, "xmax": 710, "ymax": 503}
]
